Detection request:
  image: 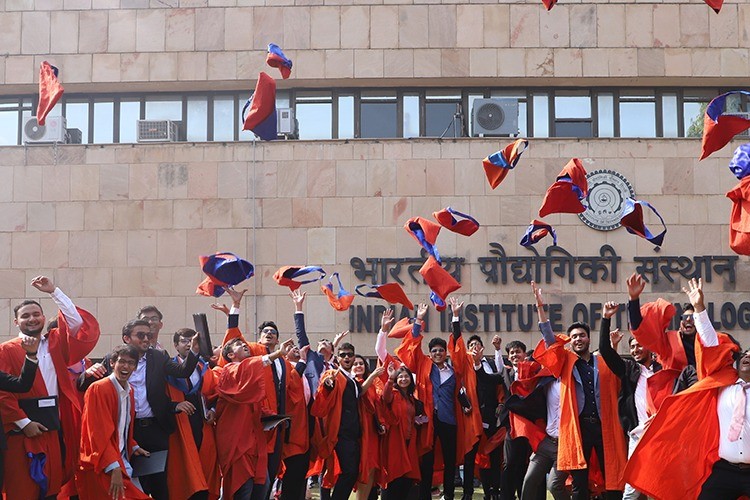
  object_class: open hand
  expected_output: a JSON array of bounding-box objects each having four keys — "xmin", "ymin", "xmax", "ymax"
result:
[
  {"xmin": 211, "ymin": 303, "xmax": 230, "ymax": 317},
  {"xmin": 380, "ymin": 309, "xmax": 395, "ymax": 332},
  {"xmin": 30, "ymin": 276, "xmax": 55, "ymax": 294},
  {"xmin": 627, "ymin": 273, "xmax": 646, "ymax": 300},
  {"xmin": 682, "ymin": 278, "xmax": 705, "ymax": 312}
]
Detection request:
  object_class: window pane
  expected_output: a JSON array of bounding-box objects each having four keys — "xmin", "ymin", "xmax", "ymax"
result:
[
  {"xmin": 276, "ymin": 90, "xmax": 291, "ymax": 109},
  {"xmin": 426, "ymin": 90, "xmax": 461, "ymax": 100},
  {"xmin": 65, "ymin": 102, "xmax": 89, "ymax": 144},
  {"xmin": 597, "ymin": 94, "xmax": 614, "ymax": 137},
  {"xmin": 213, "ymin": 97, "xmax": 234, "ymax": 141},
  {"xmin": 620, "ymin": 100, "xmax": 656, "ymax": 137},
  {"xmin": 555, "ymin": 95, "xmax": 591, "ymax": 119},
  {"xmin": 555, "ymin": 121, "xmax": 592, "ymax": 138},
  {"xmin": 532, "ymin": 94, "xmax": 549, "ymax": 137},
  {"xmin": 145, "ymin": 99, "xmax": 182, "ymax": 121},
  {"xmin": 683, "ymin": 91, "xmax": 714, "ymax": 138},
  {"xmin": 93, "ymin": 102, "xmax": 113, "ymax": 143},
  {"xmin": 518, "ymin": 101, "xmax": 528, "ymax": 137},
  {"xmin": 186, "ymin": 97, "xmax": 207, "ymax": 142},
  {"xmin": 361, "ymin": 102, "xmax": 397, "ymax": 138},
  {"xmin": 297, "ymin": 102, "xmax": 332, "ymax": 140},
  {"xmin": 338, "ymin": 95, "xmax": 354, "ymax": 139},
  {"xmin": 662, "ymin": 93, "xmax": 678, "ymax": 138},
  {"xmin": 0, "ymin": 110, "xmax": 18, "ymax": 145},
  {"xmin": 426, "ymin": 102, "xmax": 461, "ymax": 137},
  {"xmin": 120, "ymin": 101, "xmax": 140, "ymax": 143},
  {"xmin": 403, "ymin": 94, "xmax": 419, "ymax": 138}
]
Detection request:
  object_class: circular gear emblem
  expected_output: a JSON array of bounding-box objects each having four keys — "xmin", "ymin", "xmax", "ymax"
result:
[{"xmin": 578, "ymin": 170, "xmax": 635, "ymax": 231}]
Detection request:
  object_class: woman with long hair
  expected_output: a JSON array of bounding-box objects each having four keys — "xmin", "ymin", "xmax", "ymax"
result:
[{"xmin": 351, "ymin": 354, "xmax": 385, "ymax": 500}]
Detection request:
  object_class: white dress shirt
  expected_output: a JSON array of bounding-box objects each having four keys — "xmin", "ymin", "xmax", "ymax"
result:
[
  {"xmin": 718, "ymin": 379, "xmax": 750, "ymax": 463},
  {"xmin": 545, "ymin": 378, "xmax": 562, "ymax": 438},
  {"xmin": 634, "ymin": 363, "xmax": 656, "ymax": 425},
  {"xmin": 105, "ymin": 374, "xmax": 136, "ymax": 476},
  {"xmin": 130, "ymin": 353, "xmax": 154, "ymax": 419}
]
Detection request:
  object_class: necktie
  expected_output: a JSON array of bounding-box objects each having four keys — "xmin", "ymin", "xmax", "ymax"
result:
[{"xmin": 728, "ymin": 382, "xmax": 750, "ymax": 442}]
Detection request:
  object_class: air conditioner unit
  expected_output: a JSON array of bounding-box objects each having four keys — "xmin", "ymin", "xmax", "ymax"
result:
[
  {"xmin": 277, "ymin": 108, "xmax": 298, "ymax": 139},
  {"xmin": 472, "ymin": 98, "xmax": 519, "ymax": 137},
  {"xmin": 23, "ymin": 116, "xmax": 67, "ymax": 144},
  {"xmin": 136, "ymin": 120, "xmax": 179, "ymax": 142}
]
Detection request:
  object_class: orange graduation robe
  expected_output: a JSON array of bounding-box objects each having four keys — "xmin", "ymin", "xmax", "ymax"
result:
[
  {"xmin": 215, "ymin": 356, "xmax": 268, "ymax": 499},
  {"xmin": 77, "ymin": 376, "xmax": 149, "ymax": 500},
  {"xmin": 533, "ymin": 337, "xmax": 627, "ymax": 491},
  {"xmin": 282, "ymin": 360, "xmax": 309, "ymax": 460},
  {"xmin": 0, "ymin": 308, "xmax": 100, "ymax": 499},
  {"xmin": 623, "ymin": 333, "xmax": 739, "ymax": 500},
  {"xmin": 380, "ymin": 385, "xmax": 421, "ymax": 487}
]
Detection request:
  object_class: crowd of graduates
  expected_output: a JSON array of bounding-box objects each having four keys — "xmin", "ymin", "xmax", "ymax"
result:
[{"xmin": 1, "ymin": 271, "xmax": 749, "ymax": 500}]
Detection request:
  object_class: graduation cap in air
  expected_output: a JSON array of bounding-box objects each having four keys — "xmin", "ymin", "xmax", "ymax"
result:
[
  {"xmin": 242, "ymin": 72, "xmax": 277, "ymax": 141},
  {"xmin": 321, "ymin": 272, "xmax": 355, "ymax": 312},
  {"xmin": 703, "ymin": 0, "xmax": 723, "ymax": 13},
  {"xmin": 700, "ymin": 91, "xmax": 750, "ymax": 160},
  {"xmin": 726, "ymin": 176, "xmax": 750, "ymax": 256},
  {"xmin": 520, "ymin": 220, "xmax": 557, "ymax": 247},
  {"xmin": 433, "ymin": 207, "xmax": 480, "ymax": 237},
  {"xmin": 387, "ymin": 316, "xmax": 416, "ymax": 339},
  {"xmin": 37, "ymin": 61, "xmax": 64, "ymax": 126},
  {"xmin": 729, "ymin": 143, "xmax": 750, "ymax": 180},
  {"xmin": 541, "ymin": 0, "xmax": 558, "ymax": 10},
  {"xmin": 419, "ymin": 256, "xmax": 461, "ymax": 305},
  {"xmin": 620, "ymin": 198, "xmax": 668, "ymax": 247},
  {"xmin": 266, "ymin": 43, "xmax": 293, "ymax": 79},
  {"xmin": 196, "ymin": 252, "xmax": 255, "ymax": 297},
  {"xmin": 273, "ymin": 266, "xmax": 326, "ymax": 291},
  {"xmin": 538, "ymin": 158, "xmax": 588, "ymax": 218},
  {"xmin": 404, "ymin": 217, "xmax": 442, "ymax": 262},
  {"xmin": 355, "ymin": 283, "xmax": 414, "ymax": 310},
  {"xmin": 482, "ymin": 139, "xmax": 529, "ymax": 189}
]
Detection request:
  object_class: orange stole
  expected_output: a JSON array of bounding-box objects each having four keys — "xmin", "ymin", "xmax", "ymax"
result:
[
  {"xmin": 282, "ymin": 360, "xmax": 309, "ymax": 460},
  {"xmin": 533, "ymin": 338, "xmax": 627, "ymax": 491}
]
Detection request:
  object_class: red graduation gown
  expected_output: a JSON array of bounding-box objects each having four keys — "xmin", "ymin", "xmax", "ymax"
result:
[
  {"xmin": 77, "ymin": 377, "xmax": 148, "ymax": 500},
  {"xmin": 533, "ymin": 337, "xmax": 627, "ymax": 491},
  {"xmin": 381, "ymin": 386, "xmax": 421, "ymax": 486},
  {"xmin": 282, "ymin": 359, "xmax": 309, "ymax": 460},
  {"xmin": 0, "ymin": 308, "xmax": 100, "ymax": 499},
  {"xmin": 623, "ymin": 333, "xmax": 739, "ymax": 500},
  {"xmin": 215, "ymin": 356, "xmax": 268, "ymax": 499}
]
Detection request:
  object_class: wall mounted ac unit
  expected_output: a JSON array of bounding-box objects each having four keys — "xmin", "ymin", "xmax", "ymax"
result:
[
  {"xmin": 277, "ymin": 108, "xmax": 298, "ymax": 139},
  {"xmin": 23, "ymin": 116, "xmax": 67, "ymax": 143},
  {"xmin": 472, "ymin": 98, "xmax": 519, "ymax": 137},
  {"xmin": 137, "ymin": 120, "xmax": 179, "ymax": 142}
]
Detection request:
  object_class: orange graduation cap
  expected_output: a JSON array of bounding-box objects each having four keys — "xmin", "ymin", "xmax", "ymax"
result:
[
  {"xmin": 404, "ymin": 217, "xmax": 442, "ymax": 261},
  {"xmin": 321, "ymin": 272, "xmax": 355, "ymax": 312},
  {"xmin": 419, "ymin": 256, "xmax": 461, "ymax": 303},
  {"xmin": 196, "ymin": 252, "xmax": 254, "ymax": 298},
  {"xmin": 726, "ymin": 175, "xmax": 750, "ymax": 256},
  {"xmin": 355, "ymin": 283, "xmax": 414, "ymax": 310},
  {"xmin": 387, "ymin": 317, "xmax": 417, "ymax": 339},
  {"xmin": 541, "ymin": 0, "xmax": 558, "ymax": 9},
  {"xmin": 482, "ymin": 139, "xmax": 529, "ymax": 189},
  {"xmin": 538, "ymin": 158, "xmax": 589, "ymax": 218},
  {"xmin": 37, "ymin": 61, "xmax": 64, "ymax": 126},
  {"xmin": 433, "ymin": 207, "xmax": 480, "ymax": 237},
  {"xmin": 273, "ymin": 265, "xmax": 326, "ymax": 291}
]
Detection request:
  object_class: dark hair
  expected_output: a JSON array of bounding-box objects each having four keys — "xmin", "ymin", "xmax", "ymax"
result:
[
  {"xmin": 566, "ymin": 322, "xmax": 590, "ymax": 337},
  {"xmin": 467, "ymin": 335, "xmax": 483, "ymax": 348},
  {"xmin": 47, "ymin": 318, "xmax": 58, "ymax": 333},
  {"xmin": 338, "ymin": 342, "xmax": 355, "ymax": 354},
  {"xmin": 110, "ymin": 344, "xmax": 139, "ymax": 364},
  {"xmin": 394, "ymin": 366, "xmax": 416, "ymax": 397},
  {"xmin": 258, "ymin": 321, "xmax": 279, "ymax": 336},
  {"xmin": 137, "ymin": 305, "xmax": 162, "ymax": 321},
  {"xmin": 13, "ymin": 300, "xmax": 42, "ymax": 318},
  {"xmin": 122, "ymin": 319, "xmax": 151, "ymax": 340},
  {"xmin": 682, "ymin": 304, "xmax": 695, "ymax": 314},
  {"xmin": 428, "ymin": 337, "xmax": 447, "ymax": 350},
  {"xmin": 173, "ymin": 328, "xmax": 197, "ymax": 345},
  {"xmin": 506, "ymin": 340, "xmax": 527, "ymax": 353},
  {"xmin": 222, "ymin": 338, "xmax": 246, "ymax": 362},
  {"xmin": 353, "ymin": 355, "xmax": 371, "ymax": 379}
]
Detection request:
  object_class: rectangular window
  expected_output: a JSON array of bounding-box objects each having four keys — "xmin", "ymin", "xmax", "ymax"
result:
[
  {"xmin": 662, "ymin": 93, "xmax": 678, "ymax": 138},
  {"xmin": 119, "ymin": 100, "xmax": 140, "ymax": 143},
  {"xmin": 213, "ymin": 96, "xmax": 235, "ymax": 141},
  {"xmin": 186, "ymin": 97, "xmax": 208, "ymax": 142},
  {"xmin": 683, "ymin": 90, "xmax": 715, "ymax": 138},
  {"xmin": 338, "ymin": 95, "xmax": 354, "ymax": 139},
  {"xmin": 64, "ymin": 101, "xmax": 89, "ymax": 144},
  {"xmin": 295, "ymin": 92, "xmax": 332, "ymax": 140},
  {"xmin": 93, "ymin": 101, "xmax": 114, "ymax": 144},
  {"xmin": 0, "ymin": 100, "xmax": 21, "ymax": 145},
  {"xmin": 597, "ymin": 93, "xmax": 615, "ymax": 138},
  {"xmin": 425, "ymin": 90, "xmax": 462, "ymax": 138},
  {"xmin": 360, "ymin": 92, "xmax": 398, "ymax": 139},
  {"xmin": 554, "ymin": 92, "xmax": 592, "ymax": 137},
  {"xmin": 532, "ymin": 93, "xmax": 549, "ymax": 138},
  {"xmin": 619, "ymin": 92, "xmax": 656, "ymax": 138}
]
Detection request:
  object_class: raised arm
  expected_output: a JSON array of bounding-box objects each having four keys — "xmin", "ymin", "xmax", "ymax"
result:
[
  {"xmin": 32, "ymin": 276, "xmax": 83, "ymax": 335},
  {"xmin": 164, "ymin": 333, "xmax": 201, "ymax": 377},
  {"xmin": 449, "ymin": 297, "xmax": 464, "ymax": 340},
  {"xmin": 375, "ymin": 309, "xmax": 394, "ymax": 362},
  {"xmin": 0, "ymin": 337, "xmax": 39, "ymax": 393},
  {"xmin": 290, "ymin": 289, "xmax": 311, "ymax": 348},
  {"xmin": 361, "ymin": 366, "xmax": 386, "ymax": 393},
  {"xmin": 683, "ymin": 278, "xmax": 717, "ymax": 347},
  {"xmin": 532, "ymin": 282, "xmax": 556, "ymax": 347},
  {"xmin": 626, "ymin": 273, "xmax": 645, "ymax": 331},
  {"xmin": 598, "ymin": 301, "xmax": 626, "ymax": 377}
]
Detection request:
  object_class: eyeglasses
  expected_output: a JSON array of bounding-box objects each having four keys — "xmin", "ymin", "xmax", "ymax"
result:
[
  {"xmin": 177, "ymin": 338, "xmax": 190, "ymax": 344},
  {"xmin": 430, "ymin": 348, "xmax": 446, "ymax": 354},
  {"xmin": 261, "ymin": 328, "xmax": 278, "ymax": 335},
  {"xmin": 338, "ymin": 352, "xmax": 354, "ymax": 358},
  {"xmin": 132, "ymin": 332, "xmax": 154, "ymax": 340},
  {"xmin": 141, "ymin": 316, "xmax": 161, "ymax": 323}
]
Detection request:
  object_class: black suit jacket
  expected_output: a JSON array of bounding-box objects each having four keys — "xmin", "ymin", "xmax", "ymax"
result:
[
  {"xmin": 78, "ymin": 348, "xmax": 199, "ymax": 434},
  {"xmin": 0, "ymin": 357, "xmax": 38, "ymax": 450}
]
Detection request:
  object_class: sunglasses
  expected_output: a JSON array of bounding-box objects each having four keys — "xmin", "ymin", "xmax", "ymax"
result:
[
  {"xmin": 132, "ymin": 332, "xmax": 153, "ymax": 340},
  {"xmin": 338, "ymin": 352, "xmax": 354, "ymax": 358}
]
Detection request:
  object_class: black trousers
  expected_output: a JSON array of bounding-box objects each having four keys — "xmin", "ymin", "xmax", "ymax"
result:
[
  {"xmin": 266, "ymin": 430, "xmax": 284, "ymax": 500},
  {"xmin": 133, "ymin": 418, "xmax": 170, "ymax": 500},
  {"xmin": 569, "ymin": 418, "xmax": 621, "ymax": 500},
  {"xmin": 698, "ymin": 459, "xmax": 750, "ymax": 499},
  {"xmin": 462, "ymin": 441, "xmax": 480, "ymax": 499},
  {"xmin": 501, "ymin": 435, "xmax": 532, "ymax": 500},
  {"xmin": 479, "ymin": 437, "xmax": 502, "ymax": 499},
  {"xmin": 332, "ymin": 438, "xmax": 360, "ymax": 500},
  {"xmin": 383, "ymin": 476, "xmax": 416, "ymax": 500},
  {"xmin": 281, "ymin": 451, "xmax": 310, "ymax": 500},
  {"xmin": 419, "ymin": 419, "xmax": 458, "ymax": 500}
]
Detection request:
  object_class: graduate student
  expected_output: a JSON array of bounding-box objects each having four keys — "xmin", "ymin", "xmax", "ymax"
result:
[
  {"xmin": 0, "ymin": 275, "xmax": 100, "ymax": 499},
  {"xmin": 78, "ymin": 344, "xmax": 151, "ymax": 500}
]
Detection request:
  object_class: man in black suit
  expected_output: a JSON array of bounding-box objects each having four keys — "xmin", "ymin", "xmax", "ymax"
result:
[{"xmin": 79, "ymin": 319, "xmax": 200, "ymax": 499}]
